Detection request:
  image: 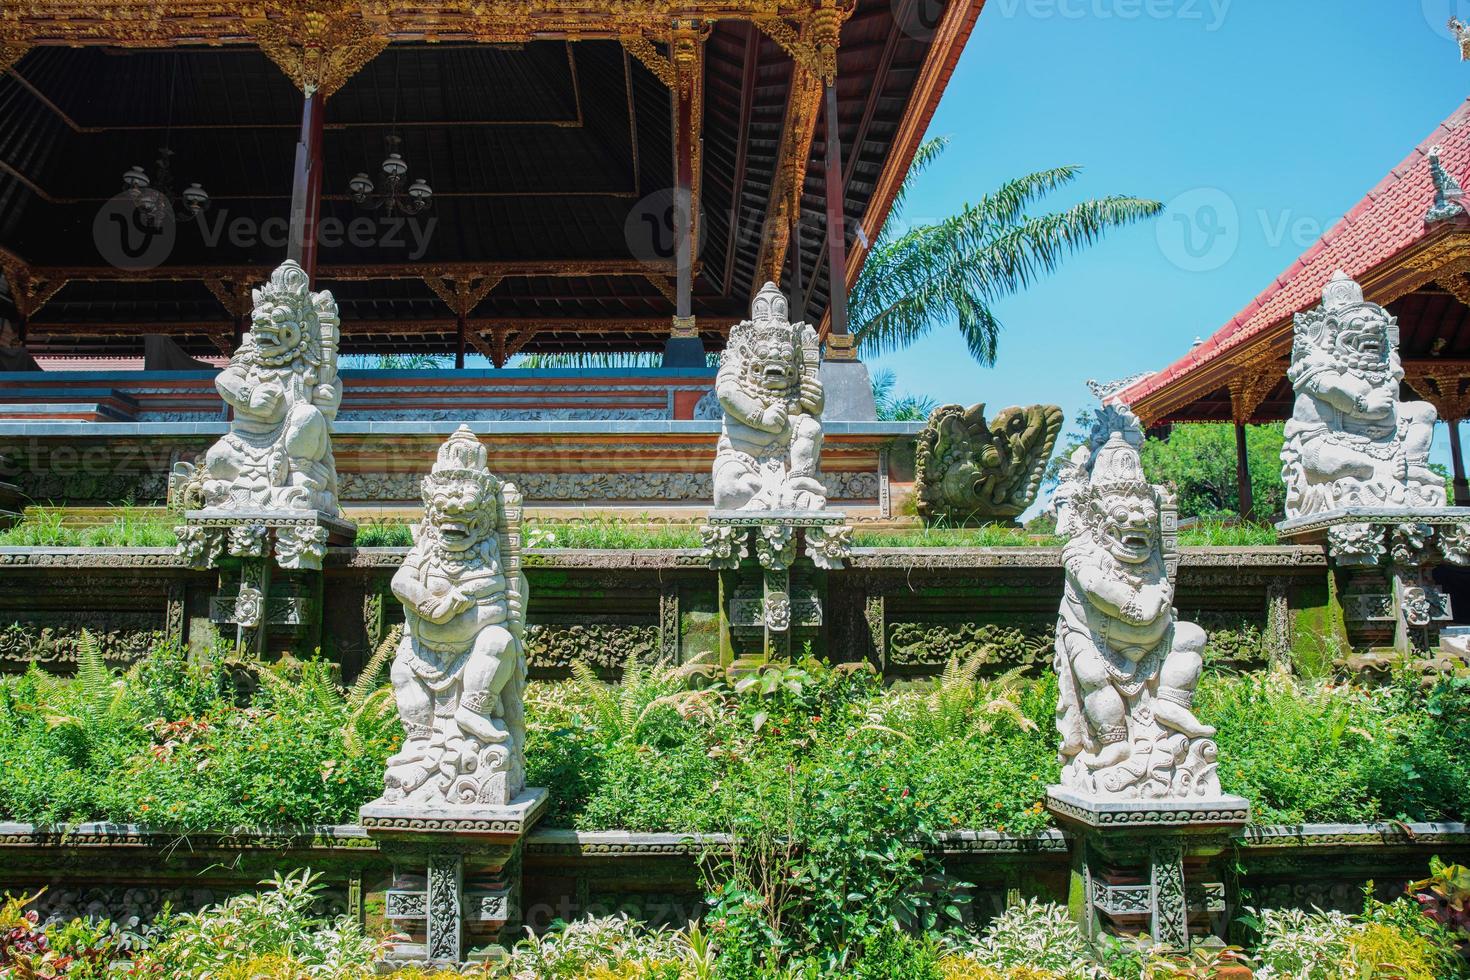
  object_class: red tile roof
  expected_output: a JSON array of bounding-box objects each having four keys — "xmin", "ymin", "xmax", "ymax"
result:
[{"xmin": 1121, "ymin": 96, "xmax": 1470, "ymax": 407}]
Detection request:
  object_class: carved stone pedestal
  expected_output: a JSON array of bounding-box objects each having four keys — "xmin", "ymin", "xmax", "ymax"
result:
[
  {"xmin": 360, "ymin": 788, "xmax": 548, "ymax": 968},
  {"xmin": 177, "ymin": 509, "xmax": 356, "ymax": 653},
  {"xmin": 1277, "ymin": 507, "xmax": 1470, "ymax": 654},
  {"xmin": 699, "ymin": 510, "xmax": 850, "ymax": 660},
  {"xmin": 1047, "ymin": 789, "xmax": 1249, "ymax": 951}
]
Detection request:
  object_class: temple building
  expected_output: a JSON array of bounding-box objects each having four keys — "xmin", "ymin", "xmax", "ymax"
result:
[
  {"xmin": 0, "ymin": 0, "xmax": 985, "ymax": 516},
  {"xmin": 1120, "ymin": 97, "xmax": 1470, "ymax": 516}
]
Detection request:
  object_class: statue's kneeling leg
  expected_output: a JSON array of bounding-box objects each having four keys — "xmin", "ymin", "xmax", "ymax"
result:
[
  {"xmin": 1070, "ymin": 635, "xmax": 1131, "ymax": 770},
  {"xmin": 454, "ymin": 625, "xmax": 517, "ymax": 744},
  {"xmin": 383, "ymin": 641, "xmax": 438, "ymax": 797},
  {"xmin": 1155, "ymin": 621, "xmax": 1215, "ymax": 738}
]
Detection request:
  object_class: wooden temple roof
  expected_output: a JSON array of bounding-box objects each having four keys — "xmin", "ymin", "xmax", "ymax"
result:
[
  {"xmin": 0, "ymin": 0, "xmax": 985, "ymax": 360},
  {"xmin": 1121, "ymin": 97, "xmax": 1470, "ymax": 427}
]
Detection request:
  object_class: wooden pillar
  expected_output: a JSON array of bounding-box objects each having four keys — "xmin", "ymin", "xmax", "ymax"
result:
[
  {"xmin": 821, "ymin": 82, "xmax": 849, "ymax": 339},
  {"xmin": 455, "ymin": 314, "xmax": 467, "ymax": 370},
  {"xmin": 1234, "ymin": 418, "xmax": 1255, "ymax": 521},
  {"xmin": 673, "ymin": 73, "xmax": 694, "ymax": 321},
  {"xmin": 1450, "ymin": 418, "xmax": 1470, "ymax": 507},
  {"xmin": 287, "ymin": 91, "xmax": 326, "ymax": 281}
]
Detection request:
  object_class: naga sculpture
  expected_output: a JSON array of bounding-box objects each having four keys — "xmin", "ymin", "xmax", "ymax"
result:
[
  {"xmin": 198, "ymin": 259, "xmax": 343, "ymax": 515},
  {"xmin": 712, "ymin": 282, "xmax": 827, "ymax": 511},
  {"xmin": 1053, "ymin": 412, "xmax": 1221, "ymax": 799},
  {"xmin": 382, "ymin": 425, "xmax": 528, "ymax": 807},
  {"xmin": 914, "ymin": 402, "xmax": 1063, "ymax": 524},
  {"xmin": 1281, "ymin": 271, "xmax": 1443, "ymax": 518}
]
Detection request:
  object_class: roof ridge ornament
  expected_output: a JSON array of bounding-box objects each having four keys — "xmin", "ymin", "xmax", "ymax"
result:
[
  {"xmin": 1425, "ymin": 144, "xmax": 1467, "ymax": 224},
  {"xmin": 1451, "ymin": 17, "xmax": 1470, "ymax": 61}
]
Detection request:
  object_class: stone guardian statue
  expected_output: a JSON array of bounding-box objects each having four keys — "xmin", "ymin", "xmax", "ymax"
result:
[
  {"xmin": 382, "ymin": 425, "xmax": 528, "ymax": 807},
  {"xmin": 712, "ymin": 282, "xmax": 827, "ymax": 511},
  {"xmin": 199, "ymin": 259, "xmax": 343, "ymax": 515},
  {"xmin": 1052, "ymin": 421, "xmax": 1220, "ymax": 799},
  {"xmin": 1281, "ymin": 270, "xmax": 1443, "ymax": 518}
]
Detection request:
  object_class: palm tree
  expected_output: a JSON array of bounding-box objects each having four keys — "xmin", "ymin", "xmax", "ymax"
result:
[
  {"xmin": 870, "ymin": 369, "xmax": 938, "ymax": 422},
  {"xmin": 849, "ymin": 137, "xmax": 1162, "ymax": 365}
]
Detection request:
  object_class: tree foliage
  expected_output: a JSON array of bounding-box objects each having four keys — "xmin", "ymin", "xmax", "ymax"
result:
[{"xmin": 1138, "ymin": 422, "xmax": 1287, "ymax": 521}]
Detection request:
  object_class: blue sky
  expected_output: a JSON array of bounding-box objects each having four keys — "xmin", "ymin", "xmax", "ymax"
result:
[{"xmin": 868, "ymin": 0, "xmax": 1470, "ymax": 478}]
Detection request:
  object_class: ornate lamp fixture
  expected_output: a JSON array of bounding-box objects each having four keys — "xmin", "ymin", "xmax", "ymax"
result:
[
  {"xmin": 122, "ymin": 146, "xmax": 210, "ymax": 229},
  {"xmin": 348, "ymin": 134, "xmax": 432, "ymax": 216},
  {"xmin": 120, "ymin": 56, "xmax": 209, "ymax": 230}
]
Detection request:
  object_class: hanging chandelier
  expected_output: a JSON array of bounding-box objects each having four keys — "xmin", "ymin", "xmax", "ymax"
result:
[
  {"xmin": 120, "ymin": 56, "xmax": 209, "ymax": 229},
  {"xmin": 122, "ymin": 146, "xmax": 210, "ymax": 230},
  {"xmin": 348, "ymin": 134, "xmax": 433, "ymax": 216}
]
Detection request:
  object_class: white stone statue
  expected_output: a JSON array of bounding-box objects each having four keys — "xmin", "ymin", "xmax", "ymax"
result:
[
  {"xmin": 200, "ymin": 259, "xmax": 343, "ymax": 515},
  {"xmin": 382, "ymin": 425, "xmax": 528, "ymax": 807},
  {"xmin": 712, "ymin": 282, "xmax": 827, "ymax": 511},
  {"xmin": 1053, "ymin": 420, "xmax": 1221, "ymax": 800},
  {"xmin": 1281, "ymin": 271, "xmax": 1444, "ymax": 518}
]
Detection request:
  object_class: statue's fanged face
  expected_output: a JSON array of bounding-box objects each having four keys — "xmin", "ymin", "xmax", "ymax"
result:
[
  {"xmin": 751, "ymin": 333, "xmax": 798, "ymax": 392},
  {"xmin": 1332, "ymin": 310, "xmax": 1390, "ymax": 369},
  {"xmin": 425, "ymin": 476, "xmax": 490, "ymax": 553},
  {"xmin": 1093, "ymin": 490, "xmax": 1157, "ymax": 565},
  {"xmin": 252, "ymin": 302, "xmax": 304, "ymax": 364}
]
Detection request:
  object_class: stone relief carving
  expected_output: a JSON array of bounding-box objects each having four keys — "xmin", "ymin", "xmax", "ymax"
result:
[
  {"xmin": 524, "ymin": 623, "xmax": 660, "ymax": 672},
  {"xmin": 1281, "ymin": 271, "xmax": 1444, "ymax": 517},
  {"xmin": 712, "ymin": 282, "xmax": 827, "ymax": 511},
  {"xmin": 1053, "ymin": 410, "xmax": 1221, "ymax": 800},
  {"xmin": 914, "ymin": 402, "xmax": 1063, "ymax": 524},
  {"xmin": 187, "ymin": 259, "xmax": 344, "ymax": 515},
  {"xmin": 382, "ymin": 425, "xmax": 528, "ymax": 808},
  {"xmin": 341, "ymin": 470, "xmax": 879, "ymax": 504},
  {"xmin": 0, "ymin": 618, "xmax": 160, "ymax": 669}
]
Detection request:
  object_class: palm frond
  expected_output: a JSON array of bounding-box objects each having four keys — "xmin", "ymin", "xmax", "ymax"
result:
[{"xmin": 884, "ymin": 135, "xmax": 951, "ymax": 232}]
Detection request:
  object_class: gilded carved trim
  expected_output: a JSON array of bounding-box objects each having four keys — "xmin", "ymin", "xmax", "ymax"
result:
[
  {"xmin": 3, "ymin": 1, "xmax": 833, "ymax": 47},
  {"xmin": 424, "ymin": 274, "xmax": 501, "ymax": 316},
  {"xmin": 0, "ymin": 42, "xmax": 28, "ymax": 74},
  {"xmin": 246, "ymin": 1, "xmax": 389, "ymax": 99},
  {"xmin": 1404, "ymin": 362, "xmax": 1470, "ymax": 422}
]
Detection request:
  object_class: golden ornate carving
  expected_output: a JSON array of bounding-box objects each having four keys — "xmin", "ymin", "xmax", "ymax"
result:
[
  {"xmin": 424, "ymin": 274, "xmax": 501, "ymax": 316},
  {"xmin": 0, "ymin": 254, "xmax": 65, "ymax": 319},
  {"xmin": 0, "ymin": 42, "xmax": 28, "ymax": 74},
  {"xmin": 619, "ymin": 32, "xmax": 676, "ymax": 88},
  {"xmin": 246, "ymin": 1, "xmax": 388, "ymax": 98},
  {"xmin": 1225, "ymin": 346, "xmax": 1286, "ymax": 424},
  {"xmin": 823, "ymin": 331, "xmax": 856, "ymax": 362},
  {"xmin": 754, "ymin": 0, "xmax": 849, "ymax": 84},
  {"xmin": 1438, "ymin": 272, "xmax": 1470, "ymax": 309},
  {"xmin": 644, "ymin": 275, "xmax": 677, "ymax": 306},
  {"xmin": 203, "ymin": 277, "xmax": 254, "ymax": 317},
  {"xmin": 4, "ymin": 1, "xmax": 825, "ymax": 48},
  {"xmin": 1404, "ymin": 362, "xmax": 1470, "ymax": 422},
  {"xmin": 670, "ymin": 314, "xmax": 698, "ymax": 339},
  {"xmin": 754, "ymin": 68, "xmax": 822, "ymax": 285}
]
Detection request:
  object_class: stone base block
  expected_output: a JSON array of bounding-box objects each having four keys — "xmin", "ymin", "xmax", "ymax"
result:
[
  {"xmin": 1047, "ymin": 787, "xmax": 1248, "ymax": 951},
  {"xmin": 179, "ymin": 508, "xmax": 357, "ymax": 572},
  {"xmin": 817, "ymin": 358, "xmax": 878, "ymax": 421},
  {"xmin": 359, "ymin": 788, "xmax": 549, "ymax": 844},
  {"xmin": 361, "ymin": 789, "xmax": 547, "ymax": 966},
  {"xmin": 1045, "ymin": 788, "xmax": 1250, "ymax": 831}
]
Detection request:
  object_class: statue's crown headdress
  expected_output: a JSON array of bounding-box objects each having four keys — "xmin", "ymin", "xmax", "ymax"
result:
[
  {"xmin": 430, "ymin": 424, "xmax": 490, "ymax": 480},
  {"xmin": 1089, "ymin": 432, "xmax": 1149, "ymax": 491},
  {"xmin": 751, "ymin": 281, "xmax": 789, "ymax": 326},
  {"xmin": 254, "ymin": 258, "xmax": 311, "ymax": 309},
  {"xmin": 1321, "ymin": 269, "xmax": 1367, "ymax": 313}
]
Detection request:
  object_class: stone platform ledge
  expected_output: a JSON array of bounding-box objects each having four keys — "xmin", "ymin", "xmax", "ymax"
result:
[
  {"xmin": 704, "ymin": 509, "xmax": 848, "ymax": 526},
  {"xmin": 358, "ymin": 788, "xmax": 548, "ymax": 843},
  {"xmin": 1045, "ymin": 787, "xmax": 1250, "ymax": 830},
  {"xmin": 1276, "ymin": 506, "xmax": 1470, "ymax": 540},
  {"xmin": 183, "ymin": 508, "xmax": 358, "ymax": 541}
]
